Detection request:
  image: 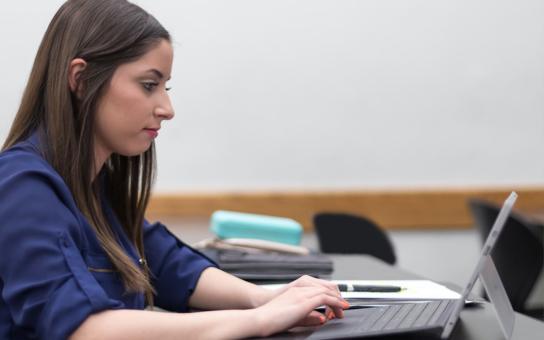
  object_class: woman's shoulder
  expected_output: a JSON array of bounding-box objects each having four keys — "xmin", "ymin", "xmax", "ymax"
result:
[
  {"xmin": 0, "ymin": 136, "xmax": 61, "ymax": 180},
  {"xmin": 0, "ymin": 137, "xmax": 86, "ymax": 243},
  {"xmin": 0, "ymin": 136, "xmax": 76, "ymax": 210}
]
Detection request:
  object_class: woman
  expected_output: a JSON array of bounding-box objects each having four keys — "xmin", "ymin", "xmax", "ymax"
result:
[{"xmin": 0, "ymin": 0, "xmax": 348, "ymax": 339}]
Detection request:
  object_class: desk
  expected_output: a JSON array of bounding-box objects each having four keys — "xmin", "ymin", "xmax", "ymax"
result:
[
  {"xmin": 263, "ymin": 255, "xmax": 544, "ymax": 339},
  {"xmin": 331, "ymin": 255, "xmax": 543, "ymax": 340}
]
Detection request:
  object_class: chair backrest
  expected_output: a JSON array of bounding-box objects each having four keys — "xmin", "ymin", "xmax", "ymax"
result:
[
  {"xmin": 313, "ymin": 212, "xmax": 396, "ymax": 265},
  {"xmin": 468, "ymin": 198, "xmax": 544, "ymax": 313}
]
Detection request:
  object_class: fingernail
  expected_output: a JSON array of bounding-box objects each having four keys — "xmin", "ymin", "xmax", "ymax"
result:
[
  {"xmin": 342, "ymin": 301, "xmax": 350, "ymax": 309},
  {"xmin": 319, "ymin": 315, "xmax": 326, "ymax": 323},
  {"xmin": 327, "ymin": 311, "xmax": 334, "ymax": 320}
]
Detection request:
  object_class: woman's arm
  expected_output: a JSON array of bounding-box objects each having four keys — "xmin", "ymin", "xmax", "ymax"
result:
[
  {"xmin": 189, "ymin": 267, "xmax": 346, "ymax": 319},
  {"xmin": 187, "ymin": 267, "xmax": 274, "ymax": 310},
  {"xmin": 70, "ymin": 308, "xmax": 258, "ymax": 340},
  {"xmin": 70, "ymin": 284, "xmax": 348, "ymax": 340}
]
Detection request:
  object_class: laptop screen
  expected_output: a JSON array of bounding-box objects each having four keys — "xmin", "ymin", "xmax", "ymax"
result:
[{"xmin": 440, "ymin": 191, "xmax": 517, "ymax": 339}]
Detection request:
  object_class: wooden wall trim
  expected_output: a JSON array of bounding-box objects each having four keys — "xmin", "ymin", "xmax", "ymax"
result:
[{"xmin": 146, "ymin": 187, "xmax": 544, "ymax": 230}]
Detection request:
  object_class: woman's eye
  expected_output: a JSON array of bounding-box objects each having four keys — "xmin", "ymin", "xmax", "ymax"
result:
[{"xmin": 142, "ymin": 82, "xmax": 158, "ymax": 92}]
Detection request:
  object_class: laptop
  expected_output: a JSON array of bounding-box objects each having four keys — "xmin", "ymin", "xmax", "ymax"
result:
[{"xmin": 265, "ymin": 192, "xmax": 517, "ymax": 340}]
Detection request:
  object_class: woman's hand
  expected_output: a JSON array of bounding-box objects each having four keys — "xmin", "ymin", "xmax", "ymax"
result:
[
  {"xmin": 264, "ymin": 275, "xmax": 346, "ymax": 320},
  {"xmin": 253, "ymin": 284, "xmax": 350, "ymax": 337}
]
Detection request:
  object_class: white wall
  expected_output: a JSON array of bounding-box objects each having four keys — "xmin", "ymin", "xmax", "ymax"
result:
[{"xmin": 1, "ymin": 0, "xmax": 543, "ymax": 192}]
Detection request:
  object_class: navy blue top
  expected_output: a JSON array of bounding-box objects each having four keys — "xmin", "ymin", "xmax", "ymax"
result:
[{"xmin": 0, "ymin": 134, "xmax": 217, "ymax": 339}]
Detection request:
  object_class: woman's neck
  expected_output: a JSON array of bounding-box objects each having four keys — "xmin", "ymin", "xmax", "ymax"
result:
[{"xmin": 93, "ymin": 144, "xmax": 111, "ymax": 181}]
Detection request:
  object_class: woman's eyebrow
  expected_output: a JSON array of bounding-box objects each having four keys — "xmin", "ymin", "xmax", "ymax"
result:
[{"xmin": 145, "ymin": 68, "xmax": 171, "ymax": 80}]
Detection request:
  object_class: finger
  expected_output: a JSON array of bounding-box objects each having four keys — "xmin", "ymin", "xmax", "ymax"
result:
[
  {"xmin": 289, "ymin": 277, "xmax": 346, "ymax": 307},
  {"xmin": 302, "ymin": 285, "xmax": 348, "ymax": 304},
  {"xmin": 286, "ymin": 285, "xmax": 349, "ymax": 313},
  {"xmin": 297, "ymin": 289, "xmax": 349, "ymax": 316},
  {"xmin": 304, "ymin": 293, "xmax": 348, "ymax": 313},
  {"xmin": 331, "ymin": 305, "xmax": 345, "ymax": 319},
  {"xmin": 325, "ymin": 303, "xmax": 347, "ymax": 319},
  {"xmin": 325, "ymin": 306, "xmax": 334, "ymax": 320},
  {"xmin": 296, "ymin": 311, "xmax": 327, "ymax": 327}
]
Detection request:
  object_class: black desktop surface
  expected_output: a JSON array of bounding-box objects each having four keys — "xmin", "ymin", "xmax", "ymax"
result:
[{"xmin": 260, "ymin": 255, "xmax": 543, "ymax": 340}]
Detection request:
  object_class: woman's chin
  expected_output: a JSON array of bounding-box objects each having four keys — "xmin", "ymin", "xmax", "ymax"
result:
[{"xmin": 117, "ymin": 143, "xmax": 153, "ymax": 157}]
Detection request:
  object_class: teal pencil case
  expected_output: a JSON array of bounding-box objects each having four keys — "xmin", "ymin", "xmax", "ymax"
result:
[{"xmin": 210, "ymin": 210, "xmax": 303, "ymax": 245}]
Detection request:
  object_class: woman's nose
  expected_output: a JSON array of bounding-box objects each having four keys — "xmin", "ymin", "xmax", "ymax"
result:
[{"xmin": 154, "ymin": 95, "xmax": 175, "ymax": 120}]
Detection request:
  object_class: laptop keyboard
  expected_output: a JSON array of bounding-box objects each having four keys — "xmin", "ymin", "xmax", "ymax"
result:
[
  {"xmin": 355, "ymin": 300, "xmax": 452, "ymax": 333},
  {"xmin": 301, "ymin": 300, "xmax": 457, "ymax": 340}
]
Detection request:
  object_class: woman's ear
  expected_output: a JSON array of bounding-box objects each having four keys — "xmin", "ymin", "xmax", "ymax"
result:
[{"xmin": 68, "ymin": 58, "xmax": 87, "ymax": 97}]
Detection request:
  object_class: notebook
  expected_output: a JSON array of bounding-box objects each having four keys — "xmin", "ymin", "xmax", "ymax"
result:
[{"xmin": 263, "ymin": 192, "xmax": 517, "ymax": 340}]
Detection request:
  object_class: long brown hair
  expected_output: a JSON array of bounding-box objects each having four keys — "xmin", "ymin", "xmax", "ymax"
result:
[{"xmin": 2, "ymin": 0, "xmax": 171, "ymax": 304}]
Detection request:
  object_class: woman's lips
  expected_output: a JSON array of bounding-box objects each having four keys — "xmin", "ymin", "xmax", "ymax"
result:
[{"xmin": 143, "ymin": 128, "xmax": 158, "ymax": 138}]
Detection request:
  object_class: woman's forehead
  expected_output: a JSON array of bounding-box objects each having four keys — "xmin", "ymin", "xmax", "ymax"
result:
[{"xmin": 116, "ymin": 40, "xmax": 173, "ymax": 78}]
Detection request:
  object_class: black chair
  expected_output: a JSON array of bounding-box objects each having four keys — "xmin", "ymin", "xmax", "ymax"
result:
[
  {"xmin": 468, "ymin": 198, "xmax": 544, "ymax": 320},
  {"xmin": 313, "ymin": 212, "xmax": 396, "ymax": 265}
]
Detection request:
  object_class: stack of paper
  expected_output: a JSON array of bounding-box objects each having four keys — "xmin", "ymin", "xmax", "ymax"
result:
[
  {"xmin": 331, "ymin": 280, "xmax": 461, "ymax": 300},
  {"xmin": 261, "ymin": 279, "xmax": 461, "ymax": 301}
]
